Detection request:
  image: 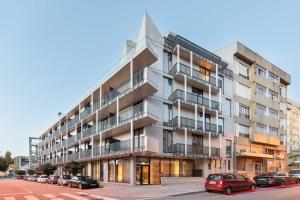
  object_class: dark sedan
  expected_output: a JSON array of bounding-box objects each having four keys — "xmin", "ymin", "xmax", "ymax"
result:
[
  {"xmin": 254, "ymin": 172, "xmax": 300, "ymax": 186},
  {"xmin": 68, "ymin": 176, "xmax": 99, "ymax": 189}
]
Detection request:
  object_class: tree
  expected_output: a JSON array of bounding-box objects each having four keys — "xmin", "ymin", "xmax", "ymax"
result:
[
  {"xmin": 15, "ymin": 170, "xmax": 26, "ymax": 176},
  {"xmin": 36, "ymin": 164, "xmax": 57, "ymax": 176},
  {"xmin": 0, "ymin": 157, "xmax": 9, "ymax": 171},
  {"xmin": 4, "ymin": 151, "xmax": 13, "ymax": 165},
  {"xmin": 63, "ymin": 161, "xmax": 84, "ymax": 176},
  {"xmin": 27, "ymin": 169, "xmax": 35, "ymax": 175}
]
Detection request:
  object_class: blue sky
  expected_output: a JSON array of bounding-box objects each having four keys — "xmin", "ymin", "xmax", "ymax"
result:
[{"xmin": 0, "ymin": 0, "xmax": 300, "ymax": 156}]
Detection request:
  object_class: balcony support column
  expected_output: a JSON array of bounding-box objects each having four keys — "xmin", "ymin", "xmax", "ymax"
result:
[
  {"xmin": 202, "ymin": 106, "xmax": 205, "ymax": 131},
  {"xmin": 99, "ymin": 85, "xmax": 102, "ymax": 109},
  {"xmin": 79, "ymin": 141, "xmax": 81, "ymax": 160},
  {"xmin": 219, "ymin": 88, "xmax": 222, "ymax": 111},
  {"xmin": 190, "ymin": 51, "xmax": 193, "ymax": 77},
  {"xmin": 176, "ymin": 45, "xmax": 180, "ymax": 72},
  {"xmin": 117, "ymin": 97, "xmax": 119, "ymax": 125},
  {"xmin": 209, "ymin": 132, "xmax": 211, "ymax": 157},
  {"xmin": 178, "ymin": 100, "xmax": 181, "ymax": 127},
  {"xmin": 184, "ymin": 128, "xmax": 187, "ymax": 155},
  {"xmin": 219, "ymin": 133, "xmax": 222, "ymax": 159},
  {"xmin": 130, "ymin": 60, "xmax": 133, "ymax": 88},
  {"xmin": 216, "ymin": 64, "xmax": 219, "ymax": 88},
  {"xmin": 130, "ymin": 120, "xmax": 134, "ymax": 151},
  {"xmin": 184, "ymin": 75, "xmax": 187, "ymax": 101},
  {"xmin": 194, "ymin": 105, "xmax": 197, "ymax": 130},
  {"xmin": 216, "ymin": 111, "xmax": 219, "ymax": 134},
  {"xmin": 209, "ymin": 85, "xmax": 211, "ymax": 108},
  {"xmin": 81, "ymin": 122, "xmax": 83, "ymax": 140},
  {"xmin": 91, "ymin": 93, "xmax": 94, "ymax": 112},
  {"xmin": 99, "ymin": 131, "xmax": 102, "ymax": 156}
]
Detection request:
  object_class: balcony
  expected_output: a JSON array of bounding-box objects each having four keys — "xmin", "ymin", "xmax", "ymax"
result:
[
  {"xmin": 169, "ymin": 63, "xmax": 220, "ymax": 93},
  {"xmin": 76, "ymin": 132, "xmax": 82, "ymax": 141},
  {"xmin": 171, "ymin": 143, "xmax": 220, "ymax": 157},
  {"xmin": 101, "ymin": 136, "xmax": 145, "ymax": 156},
  {"xmin": 93, "ymin": 100, "xmax": 101, "ymax": 112},
  {"xmin": 67, "ymin": 116, "xmax": 79, "ymax": 130},
  {"xmin": 57, "ymin": 156, "xmax": 64, "ymax": 164},
  {"xmin": 82, "ymin": 126, "xmax": 96, "ymax": 140},
  {"xmin": 100, "ymin": 68, "xmax": 158, "ymax": 119},
  {"xmin": 80, "ymin": 106, "xmax": 92, "ymax": 120},
  {"xmin": 68, "ymin": 152, "xmax": 79, "ymax": 162},
  {"xmin": 61, "ymin": 140, "xmax": 67, "ymax": 147},
  {"xmin": 60, "ymin": 125, "xmax": 66, "ymax": 133},
  {"xmin": 99, "ymin": 103, "xmax": 157, "ymax": 137},
  {"xmin": 80, "ymin": 149, "xmax": 92, "ymax": 159},
  {"xmin": 68, "ymin": 135, "xmax": 76, "ymax": 146},
  {"xmin": 252, "ymin": 133, "xmax": 280, "ymax": 146},
  {"xmin": 169, "ymin": 89, "xmax": 220, "ymax": 111},
  {"xmin": 52, "ymin": 129, "xmax": 59, "ymax": 139},
  {"xmin": 172, "ymin": 116, "xmax": 222, "ymax": 136}
]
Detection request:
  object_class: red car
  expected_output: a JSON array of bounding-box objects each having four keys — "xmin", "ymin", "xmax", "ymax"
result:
[{"xmin": 205, "ymin": 173, "xmax": 256, "ymax": 195}]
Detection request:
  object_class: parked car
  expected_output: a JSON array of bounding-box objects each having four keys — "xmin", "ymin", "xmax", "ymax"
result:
[
  {"xmin": 289, "ymin": 169, "xmax": 300, "ymax": 178},
  {"xmin": 205, "ymin": 173, "xmax": 256, "ymax": 195},
  {"xmin": 48, "ymin": 175, "xmax": 59, "ymax": 184},
  {"xmin": 28, "ymin": 175, "xmax": 38, "ymax": 182},
  {"xmin": 16, "ymin": 175, "xmax": 25, "ymax": 179},
  {"xmin": 254, "ymin": 172, "xmax": 300, "ymax": 186},
  {"xmin": 37, "ymin": 175, "xmax": 48, "ymax": 183},
  {"xmin": 68, "ymin": 176, "xmax": 99, "ymax": 189},
  {"xmin": 58, "ymin": 175, "xmax": 71, "ymax": 186}
]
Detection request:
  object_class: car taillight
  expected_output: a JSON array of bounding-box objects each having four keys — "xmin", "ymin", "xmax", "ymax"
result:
[
  {"xmin": 267, "ymin": 177, "xmax": 276, "ymax": 181},
  {"xmin": 218, "ymin": 180, "xmax": 223, "ymax": 185}
]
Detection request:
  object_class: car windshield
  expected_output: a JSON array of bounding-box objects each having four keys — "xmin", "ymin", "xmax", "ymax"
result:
[
  {"xmin": 63, "ymin": 175, "xmax": 71, "ymax": 179},
  {"xmin": 290, "ymin": 170, "xmax": 300, "ymax": 174},
  {"xmin": 207, "ymin": 174, "xmax": 223, "ymax": 180},
  {"xmin": 41, "ymin": 175, "xmax": 48, "ymax": 178},
  {"xmin": 258, "ymin": 173, "xmax": 276, "ymax": 177}
]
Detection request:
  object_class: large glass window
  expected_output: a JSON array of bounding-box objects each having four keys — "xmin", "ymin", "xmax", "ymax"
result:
[
  {"xmin": 226, "ymin": 140, "xmax": 232, "ymax": 158},
  {"xmin": 269, "ymin": 72, "xmax": 278, "ymax": 83},
  {"xmin": 269, "ymin": 108, "xmax": 278, "ymax": 119},
  {"xmin": 170, "ymin": 159, "xmax": 180, "ymax": 177},
  {"xmin": 218, "ymin": 75, "xmax": 224, "ymax": 94},
  {"xmin": 269, "ymin": 90, "xmax": 278, "ymax": 101},
  {"xmin": 150, "ymin": 158, "xmax": 160, "ymax": 185},
  {"xmin": 163, "ymin": 51, "xmax": 172, "ymax": 73},
  {"xmin": 115, "ymin": 159, "xmax": 130, "ymax": 183},
  {"xmin": 238, "ymin": 63, "xmax": 249, "ymax": 79},
  {"xmin": 163, "ymin": 130, "xmax": 173, "ymax": 153},
  {"xmin": 256, "ymin": 123, "xmax": 267, "ymax": 134},
  {"xmin": 108, "ymin": 160, "xmax": 115, "ymax": 182},
  {"xmin": 182, "ymin": 160, "xmax": 193, "ymax": 177},
  {"xmin": 239, "ymin": 124, "xmax": 250, "ymax": 138},
  {"xmin": 91, "ymin": 161, "xmax": 100, "ymax": 180},
  {"xmin": 218, "ymin": 118, "xmax": 224, "ymax": 135},
  {"xmin": 269, "ymin": 127, "xmax": 278, "ymax": 136},
  {"xmin": 256, "ymin": 84, "xmax": 266, "ymax": 96},
  {"xmin": 163, "ymin": 103, "xmax": 173, "ymax": 127},
  {"xmin": 224, "ymin": 98, "xmax": 231, "ymax": 117},
  {"xmin": 134, "ymin": 128, "xmax": 143, "ymax": 148},
  {"xmin": 256, "ymin": 104, "xmax": 267, "ymax": 116},
  {"xmin": 160, "ymin": 159, "xmax": 170, "ymax": 176},
  {"xmin": 163, "ymin": 77, "xmax": 172, "ymax": 99},
  {"xmin": 256, "ymin": 65, "xmax": 266, "ymax": 77}
]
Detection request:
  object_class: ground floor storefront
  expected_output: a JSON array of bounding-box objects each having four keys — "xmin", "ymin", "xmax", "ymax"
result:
[{"xmin": 56, "ymin": 155, "xmax": 232, "ymax": 185}]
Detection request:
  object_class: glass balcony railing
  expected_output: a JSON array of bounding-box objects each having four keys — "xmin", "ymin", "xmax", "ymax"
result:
[
  {"xmin": 67, "ymin": 116, "xmax": 79, "ymax": 129},
  {"xmin": 101, "ymin": 136, "xmax": 144, "ymax": 155},
  {"xmin": 93, "ymin": 100, "xmax": 101, "ymax": 111},
  {"xmin": 169, "ymin": 63, "xmax": 217, "ymax": 87},
  {"xmin": 169, "ymin": 89, "xmax": 219, "ymax": 110},
  {"xmin": 171, "ymin": 143, "xmax": 220, "ymax": 157},
  {"xmin": 172, "ymin": 116, "xmax": 223, "ymax": 135},
  {"xmin": 68, "ymin": 152, "xmax": 79, "ymax": 162},
  {"xmin": 81, "ymin": 149, "xmax": 92, "ymax": 159},
  {"xmin": 76, "ymin": 132, "xmax": 82, "ymax": 141},
  {"xmin": 101, "ymin": 69, "xmax": 144, "ymax": 107},
  {"xmin": 68, "ymin": 135, "xmax": 76, "ymax": 145},
  {"xmin": 82, "ymin": 126, "xmax": 96, "ymax": 139},
  {"xmin": 80, "ymin": 106, "xmax": 92, "ymax": 120}
]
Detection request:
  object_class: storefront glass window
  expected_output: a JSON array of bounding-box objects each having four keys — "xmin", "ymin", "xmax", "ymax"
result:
[
  {"xmin": 170, "ymin": 159, "xmax": 180, "ymax": 177},
  {"xmin": 108, "ymin": 160, "xmax": 115, "ymax": 182},
  {"xmin": 115, "ymin": 159, "xmax": 130, "ymax": 183},
  {"xmin": 182, "ymin": 160, "xmax": 193, "ymax": 177},
  {"xmin": 150, "ymin": 158, "xmax": 160, "ymax": 184},
  {"xmin": 160, "ymin": 159, "xmax": 170, "ymax": 176}
]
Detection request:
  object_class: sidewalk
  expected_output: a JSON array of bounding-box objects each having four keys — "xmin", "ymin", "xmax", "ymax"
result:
[{"xmin": 86, "ymin": 181, "xmax": 205, "ymax": 199}]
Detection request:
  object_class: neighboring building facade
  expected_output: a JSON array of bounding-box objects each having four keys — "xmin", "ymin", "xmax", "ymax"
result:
[
  {"xmin": 287, "ymin": 99, "xmax": 300, "ymax": 167},
  {"xmin": 14, "ymin": 156, "xmax": 29, "ymax": 171},
  {"xmin": 216, "ymin": 42, "xmax": 291, "ymax": 178},
  {"xmin": 29, "ymin": 137, "xmax": 39, "ymax": 169},
  {"xmin": 37, "ymin": 13, "xmax": 234, "ymax": 185}
]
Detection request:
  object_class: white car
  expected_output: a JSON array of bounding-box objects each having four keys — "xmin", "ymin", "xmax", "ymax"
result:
[
  {"xmin": 37, "ymin": 175, "xmax": 48, "ymax": 183},
  {"xmin": 289, "ymin": 169, "xmax": 300, "ymax": 178}
]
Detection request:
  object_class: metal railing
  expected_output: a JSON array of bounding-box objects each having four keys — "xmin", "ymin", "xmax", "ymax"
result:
[
  {"xmin": 169, "ymin": 63, "xmax": 217, "ymax": 86},
  {"xmin": 101, "ymin": 136, "xmax": 144, "ymax": 155},
  {"xmin": 68, "ymin": 152, "xmax": 79, "ymax": 162},
  {"xmin": 93, "ymin": 100, "xmax": 101, "ymax": 111},
  {"xmin": 169, "ymin": 89, "xmax": 219, "ymax": 110},
  {"xmin": 171, "ymin": 143, "xmax": 220, "ymax": 157},
  {"xmin": 81, "ymin": 149, "xmax": 92, "ymax": 159},
  {"xmin": 82, "ymin": 126, "xmax": 96, "ymax": 139},
  {"xmin": 67, "ymin": 116, "xmax": 79, "ymax": 129},
  {"xmin": 80, "ymin": 106, "xmax": 92, "ymax": 119},
  {"xmin": 68, "ymin": 135, "xmax": 76, "ymax": 145}
]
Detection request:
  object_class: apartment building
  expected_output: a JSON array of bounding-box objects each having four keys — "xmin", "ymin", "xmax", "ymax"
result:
[
  {"xmin": 215, "ymin": 42, "xmax": 291, "ymax": 178},
  {"xmin": 37, "ymin": 13, "xmax": 234, "ymax": 185},
  {"xmin": 287, "ymin": 99, "xmax": 300, "ymax": 167},
  {"xmin": 14, "ymin": 156, "xmax": 29, "ymax": 171}
]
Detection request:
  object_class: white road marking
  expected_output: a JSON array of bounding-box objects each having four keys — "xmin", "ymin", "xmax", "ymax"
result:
[
  {"xmin": 0, "ymin": 193, "xmax": 31, "ymax": 196},
  {"xmin": 43, "ymin": 194, "xmax": 64, "ymax": 200},
  {"xmin": 75, "ymin": 192, "xmax": 118, "ymax": 200},
  {"xmin": 3, "ymin": 197, "xmax": 16, "ymax": 200},
  {"xmin": 60, "ymin": 193, "xmax": 89, "ymax": 200},
  {"xmin": 24, "ymin": 195, "xmax": 40, "ymax": 200}
]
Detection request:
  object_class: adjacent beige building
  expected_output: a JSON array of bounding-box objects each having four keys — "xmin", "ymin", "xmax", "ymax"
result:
[
  {"xmin": 216, "ymin": 42, "xmax": 291, "ymax": 178},
  {"xmin": 287, "ymin": 99, "xmax": 300, "ymax": 167}
]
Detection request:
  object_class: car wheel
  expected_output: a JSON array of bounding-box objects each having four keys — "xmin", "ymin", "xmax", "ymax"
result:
[
  {"xmin": 225, "ymin": 187, "xmax": 232, "ymax": 195},
  {"xmin": 206, "ymin": 189, "xmax": 212, "ymax": 193},
  {"xmin": 297, "ymin": 179, "xmax": 300, "ymax": 184},
  {"xmin": 250, "ymin": 185, "xmax": 256, "ymax": 192},
  {"xmin": 68, "ymin": 183, "xmax": 72, "ymax": 188},
  {"xmin": 280, "ymin": 181, "xmax": 286, "ymax": 186},
  {"xmin": 79, "ymin": 184, "xmax": 83, "ymax": 189}
]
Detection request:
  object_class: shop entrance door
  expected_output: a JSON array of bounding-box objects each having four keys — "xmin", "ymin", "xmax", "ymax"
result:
[{"xmin": 136, "ymin": 164, "xmax": 149, "ymax": 185}]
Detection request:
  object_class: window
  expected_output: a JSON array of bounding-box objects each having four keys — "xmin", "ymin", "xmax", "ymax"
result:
[
  {"xmin": 163, "ymin": 77, "xmax": 172, "ymax": 99},
  {"xmin": 280, "ymin": 85, "xmax": 286, "ymax": 97},
  {"xmin": 134, "ymin": 128, "xmax": 143, "ymax": 148},
  {"xmin": 256, "ymin": 65, "xmax": 266, "ymax": 77},
  {"xmin": 163, "ymin": 103, "xmax": 172, "ymax": 127},
  {"xmin": 239, "ymin": 104, "xmax": 250, "ymax": 119},
  {"xmin": 269, "ymin": 127, "xmax": 278, "ymax": 136},
  {"xmin": 236, "ymin": 83, "xmax": 251, "ymax": 99},
  {"xmin": 256, "ymin": 123, "xmax": 267, "ymax": 134},
  {"xmin": 256, "ymin": 104, "xmax": 267, "ymax": 116},
  {"xmin": 280, "ymin": 102, "xmax": 286, "ymax": 113},
  {"xmin": 218, "ymin": 75, "xmax": 224, "ymax": 94},
  {"xmin": 226, "ymin": 140, "xmax": 232, "ymax": 158},
  {"xmin": 228, "ymin": 160, "xmax": 231, "ymax": 171},
  {"xmin": 224, "ymin": 98, "xmax": 231, "ymax": 117},
  {"xmin": 256, "ymin": 84, "xmax": 266, "ymax": 96},
  {"xmin": 163, "ymin": 51, "xmax": 172, "ymax": 73},
  {"xmin": 269, "ymin": 72, "xmax": 277, "ymax": 83},
  {"xmin": 269, "ymin": 109, "xmax": 278, "ymax": 119},
  {"xmin": 269, "ymin": 90, "xmax": 278, "ymax": 101},
  {"xmin": 239, "ymin": 124, "xmax": 250, "ymax": 138},
  {"xmin": 218, "ymin": 118, "xmax": 224, "ymax": 135},
  {"xmin": 238, "ymin": 63, "xmax": 249, "ymax": 79},
  {"xmin": 163, "ymin": 130, "xmax": 173, "ymax": 153}
]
